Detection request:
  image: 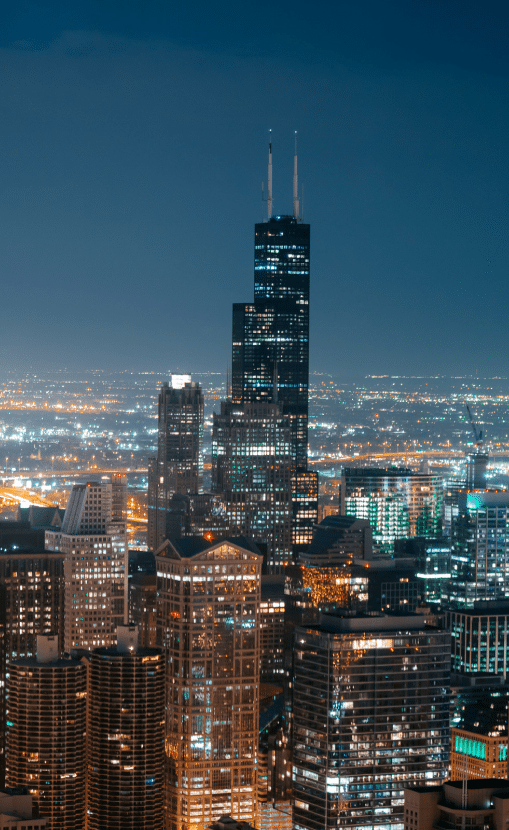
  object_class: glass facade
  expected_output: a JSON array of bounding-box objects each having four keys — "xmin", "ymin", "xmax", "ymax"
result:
[
  {"xmin": 225, "ymin": 213, "xmax": 317, "ymax": 562},
  {"xmin": 157, "ymin": 541, "xmax": 261, "ymax": 830},
  {"xmin": 341, "ymin": 469, "xmax": 443, "ymax": 546},
  {"xmin": 292, "ymin": 617, "xmax": 450, "ymax": 830},
  {"xmin": 450, "ymin": 494, "xmax": 509, "ymax": 607},
  {"xmin": 147, "ymin": 382, "xmax": 204, "ymax": 552},
  {"xmin": 449, "ymin": 606, "xmax": 509, "ymax": 676},
  {"xmin": 212, "ymin": 401, "xmax": 292, "ymax": 571},
  {"xmin": 232, "ymin": 216, "xmax": 310, "ymax": 471}
]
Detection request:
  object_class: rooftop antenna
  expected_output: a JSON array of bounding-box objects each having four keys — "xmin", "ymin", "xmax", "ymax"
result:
[
  {"xmin": 268, "ymin": 131, "xmax": 273, "ymax": 219},
  {"xmin": 293, "ymin": 131, "xmax": 300, "ymax": 220}
]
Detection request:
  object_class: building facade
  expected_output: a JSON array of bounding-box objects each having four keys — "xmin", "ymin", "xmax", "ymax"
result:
[
  {"xmin": 5, "ymin": 635, "xmax": 87, "ymax": 830},
  {"xmin": 449, "ymin": 601, "xmax": 509, "ymax": 677},
  {"xmin": 292, "ymin": 614, "xmax": 450, "ymax": 830},
  {"xmin": 341, "ymin": 468, "xmax": 443, "ymax": 543},
  {"xmin": 85, "ymin": 626, "xmax": 165, "ymax": 830},
  {"xmin": 216, "ymin": 148, "xmax": 317, "ymax": 562},
  {"xmin": 148, "ymin": 380, "xmax": 204, "ymax": 552},
  {"xmin": 156, "ymin": 538, "xmax": 261, "ymax": 830},
  {"xmin": 450, "ymin": 692, "xmax": 508, "ymax": 780},
  {"xmin": 450, "ymin": 492, "xmax": 509, "ymax": 607},
  {"xmin": 45, "ymin": 478, "xmax": 127, "ymax": 651},
  {"xmin": 212, "ymin": 401, "xmax": 292, "ymax": 571}
]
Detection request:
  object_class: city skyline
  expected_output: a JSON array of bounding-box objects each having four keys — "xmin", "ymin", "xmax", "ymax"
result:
[{"xmin": 2, "ymin": 1, "xmax": 509, "ymax": 378}]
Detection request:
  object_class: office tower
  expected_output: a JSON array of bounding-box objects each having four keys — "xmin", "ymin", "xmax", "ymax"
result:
[
  {"xmin": 449, "ymin": 600, "xmax": 509, "ymax": 677},
  {"xmin": 224, "ymin": 141, "xmax": 317, "ymax": 560},
  {"xmin": 5, "ymin": 634, "xmax": 87, "ymax": 830},
  {"xmin": 343, "ymin": 493, "xmax": 410, "ymax": 554},
  {"xmin": 341, "ymin": 468, "xmax": 443, "ymax": 543},
  {"xmin": 45, "ymin": 478, "xmax": 127, "ymax": 651},
  {"xmin": 148, "ymin": 379, "xmax": 204, "ymax": 552},
  {"xmin": 394, "ymin": 538, "xmax": 451, "ymax": 607},
  {"xmin": 158, "ymin": 493, "xmax": 230, "ymax": 543},
  {"xmin": 450, "ymin": 692, "xmax": 508, "ymax": 780},
  {"xmin": 129, "ymin": 551, "xmax": 157, "ymax": 648},
  {"xmin": 260, "ymin": 579, "xmax": 286, "ymax": 683},
  {"xmin": 404, "ymin": 780, "xmax": 509, "ymax": 830},
  {"xmin": 292, "ymin": 613, "xmax": 450, "ymax": 830},
  {"xmin": 156, "ymin": 537, "xmax": 261, "ymax": 830},
  {"xmin": 297, "ymin": 515, "xmax": 419, "ymax": 614},
  {"xmin": 212, "ymin": 400, "xmax": 292, "ymax": 571},
  {"xmin": 450, "ymin": 491, "xmax": 509, "ymax": 607},
  {"xmin": 85, "ymin": 626, "xmax": 165, "ymax": 830}
]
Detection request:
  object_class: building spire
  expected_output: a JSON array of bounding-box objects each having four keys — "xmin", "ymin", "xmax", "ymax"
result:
[
  {"xmin": 293, "ymin": 131, "xmax": 300, "ymax": 220},
  {"xmin": 268, "ymin": 131, "xmax": 273, "ymax": 220}
]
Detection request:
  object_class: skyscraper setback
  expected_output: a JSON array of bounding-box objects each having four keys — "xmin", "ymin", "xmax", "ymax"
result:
[
  {"xmin": 214, "ymin": 139, "xmax": 317, "ymax": 566},
  {"xmin": 231, "ymin": 140, "xmax": 310, "ymax": 471}
]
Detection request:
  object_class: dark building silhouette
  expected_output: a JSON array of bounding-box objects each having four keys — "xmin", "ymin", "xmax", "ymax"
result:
[
  {"xmin": 214, "ymin": 142, "xmax": 317, "ymax": 565},
  {"xmin": 148, "ymin": 379, "xmax": 204, "ymax": 551},
  {"xmin": 85, "ymin": 626, "xmax": 165, "ymax": 830}
]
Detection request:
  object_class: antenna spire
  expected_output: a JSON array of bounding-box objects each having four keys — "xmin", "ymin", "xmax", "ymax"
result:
[
  {"xmin": 268, "ymin": 131, "xmax": 273, "ymax": 220},
  {"xmin": 293, "ymin": 131, "xmax": 299, "ymax": 220}
]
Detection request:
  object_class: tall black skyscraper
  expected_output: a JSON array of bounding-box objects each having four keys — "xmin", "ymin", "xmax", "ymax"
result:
[
  {"xmin": 148, "ymin": 377, "xmax": 204, "ymax": 551},
  {"xmin": 227, "ymin": 139, "xmax": 317, "ymax": 557},
  {"xmin": 232, "ymin": 140, "xmax": 310, "ymax": 470}
]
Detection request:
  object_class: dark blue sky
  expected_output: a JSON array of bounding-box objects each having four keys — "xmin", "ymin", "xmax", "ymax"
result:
[{"xmin": 2, "ymin": 0, "xmax": 508, "ymax": 377}]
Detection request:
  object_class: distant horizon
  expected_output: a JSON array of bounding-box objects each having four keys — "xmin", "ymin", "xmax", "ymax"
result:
[{"xmin": 0, "ymin": 365, "xmax": 507, "ymax": 383}]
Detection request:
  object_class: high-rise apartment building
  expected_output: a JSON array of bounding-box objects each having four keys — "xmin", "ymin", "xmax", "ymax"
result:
[
  {"xmin": 156, "ymin": 537, "xmax": 261, "ymax": 830},
  {"xmin": 212, "ymin": 400, "xmax": 293, "ymax": 571},
  {"xmin": 85, "ymin": 626, "xmax": 165, "ymax": 830},
  {"xmin": 148, "ymin": 379, "xmax": 204, "ymax": 552},
  {"xmin": 341, "ymin": 467, "xmax": 443, "ymax": 544},
  {"xmin": 292, "ymin": 613, "xmax": 450, "ymax": 830},
  {"xmin": 5, "ymin": 634, "xmax": 87, "ymax": 830},
  {"xmin": 0, "ymin": 548, "xmax": 64, "ymax": 659},
  {"xmin": 45, "ymin": 477, "xmax": 127, "ymax": 651}
]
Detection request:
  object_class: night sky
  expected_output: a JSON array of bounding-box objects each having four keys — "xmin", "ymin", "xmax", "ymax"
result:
[{"xmin": 2, "ymin": 1, "xmax": 508, "ymax": 378}]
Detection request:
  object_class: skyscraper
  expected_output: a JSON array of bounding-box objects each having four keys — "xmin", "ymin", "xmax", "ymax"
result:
[
  {"xmin": 449, "ymin": 491, "xmax": 509, "ymax": 607},
  {"xmin": 292, "ymin": 613, "xmax": 450, "ymax": 830},
  {"xmin": 45, "ymin": 477, "xmax": 127, "ymax": 651},
  {"xmin": 6, "ymin": 634, "xmax": 87, "ymax": 830},
  {"xmin": 215, "ymin": 139, "xmax": 317, "ymax": 564},
  {"xmin": 212, "ymin": 400, "xmax": 293, "ymax": 571},
  {"xmin": 341, "ymin": 467, "xmax": 443, "ymax": 547},
  {"xmin": 156, "ymin": 537, "xmax": 261, "ymax": 830},
  {"xmin": 148, "ymin": 378, "xmax": 204, "ymax": 552},
  {"xmin": 85, "ymin": 626, "xmax": 165, "ymax": 830}
]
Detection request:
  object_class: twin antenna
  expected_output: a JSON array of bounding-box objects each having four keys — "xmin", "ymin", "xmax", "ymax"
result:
[{"xmin": 262, "ymin": 131, "xmax": 302, "ymax": 222}]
